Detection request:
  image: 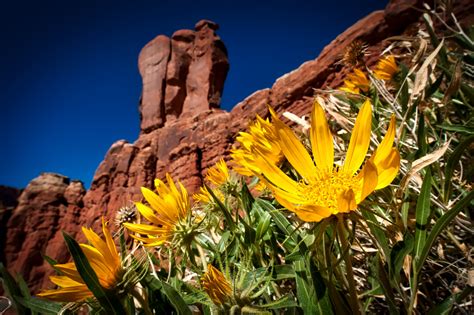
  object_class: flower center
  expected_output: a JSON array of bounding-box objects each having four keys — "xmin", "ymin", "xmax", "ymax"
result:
[{"xmin": 297, "ymin": 168, "xmax": 361, "ymax": 211}]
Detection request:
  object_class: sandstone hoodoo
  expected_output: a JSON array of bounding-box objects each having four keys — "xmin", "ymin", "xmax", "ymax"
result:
[
  {"xmin": 2, "ymin": 0, "xmax": 473, "ymax": 295},
  {"xmin": 138, "ymin": 19, "xmax": 229, "ymax": 133}
]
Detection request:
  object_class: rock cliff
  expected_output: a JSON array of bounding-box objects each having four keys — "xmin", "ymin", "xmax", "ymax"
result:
[{"xmin": 2, "ymin": 0, "xmax": 472, "ymax": 293}]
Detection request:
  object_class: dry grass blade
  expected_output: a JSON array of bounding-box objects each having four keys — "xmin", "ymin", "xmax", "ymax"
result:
[
  {"xmin": 399, "ymin": 140, "xmax": 451, "ymax": 192},
  {"xmin": 411, "ymin": 40, "xmax": 444, "ymax": 102}
]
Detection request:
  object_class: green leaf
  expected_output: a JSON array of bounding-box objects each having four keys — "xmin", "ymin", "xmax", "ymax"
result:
[
  {"xmin": 397, "ymin": 63, "xmax": 410, "ymax": 111},
  {"xmin": 423, "ymin": 13, "xmax": 448, "ymax": 65},
  {"xmin": 374, "ymin": 256, "xmax": 399, "ymax": 315},
  {"xmin": 444, "ymin": 135, "xmax": 474, "ymax": 200},
  {"xmin": 205, "ymin": 184, "xmax": 235, "ymax": 230},
  {"xmin": 425, "ymin": 73, "xmax": 444, "ymax": 98},
  {"xmin": 15, "ymin": 296, "xmax": 62, "ymax": 314},
  {"xmin": 15, "ymin": 275, "xmax": 37, "ymax": 315},
  {"xmin": 255, "ymin": 211, "xmax": 271, "ymax": 241},
  {"xmin": 0, "ymin": 262, "xmax": 27, "ymax": 314},
  {"xmin": 160, "ymin": 281, "xmax": 192, "ymax": 315},
  {"xmin": 240, "ymin": 179, "xmax": 255, "ymax": 213},
  {"xmin": 239, "ymin": 212, "xmax": 256, "ymax": 245},
  {"xmin": 271, "ymin": 264, "xmax": 295, "ymax": 280},
  {"xmin": 261, "ymin": 294, "xmax": 299, "ymax": 310},
  {"xmin": 417, "ymin": 190, "xmax": 474, "ymax": 275},
  {"xmin": 361, "ymin": 209, "xmax": 390, "ymax": 263},
  {"xmin": 437, "ymin": 124, "xmax": 474, "ymax": 135},
  {"xmin": 294, "ymin": 258, "xmax": 333, "ymax": 315},
  {"xmin": 62, "ymin": 232, "xmax": 125, "ymax": 314},
  {"xmin": 413, "ymin": 168, "xmax": 432, "ymax": 263},
  {"xmin": 143, "ymin": 274, "xmax": 191, "ymax": 315},
  {"xmin": 428, "ymin": 286, "xmax": 473, "ymax": 315},
  {"xmin": 257, "ymin": 199, "xmax": 297, "ymax": 243},
  {"xmin": 390, "ymin": 232, "xmax": 414, "ymax": 283}
]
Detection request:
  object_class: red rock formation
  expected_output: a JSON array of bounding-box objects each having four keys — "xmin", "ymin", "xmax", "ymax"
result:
[
  {"xmin": 139, "ymin": 20, "xmax": 229, "ymax": 132},
  {"xmin": 6, "ymin": 0, "xmax": 472, "ymax": 293},
  {"xmin": 0, "ymin": 186, "xmax": 21, "ymax": 264},
  {"xmin": 3, "ymin": 173, "xmax": 85, "ymax": 290}
]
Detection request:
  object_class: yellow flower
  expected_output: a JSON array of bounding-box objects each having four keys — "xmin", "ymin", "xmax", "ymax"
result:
[
  {"xmin": 193, "ymin": 186, "xmax": 224, "ymax": 205},
  {"xmin": 253, "ymin": 100, "xmax": 400, "ymax": 222},
  {"xmin": 373, "ymin": 55, "xmax": 399, "ymax": 81},
  {"xmin": 124, "ymin": 174, "xmax": 190, "ymax": 246},
  {"xmin": 37, "ymin": 218, "xmax": 121, "ymax": 302},
  {"xmin": 201, "ymin": 264, "xmax": 232, "ymax": 305},
  {"xmin": 339, "ymin": 68, "xmax": 370, "ymax": 94},
  {"xmin": 205, "ymin": 159, "xmax": 230, "ymax": 186},
  {"xmin": 231, "ymin": 113, "xmax": 282, "ymax": 176}
]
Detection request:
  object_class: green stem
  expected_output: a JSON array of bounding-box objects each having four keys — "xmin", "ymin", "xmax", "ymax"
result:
[{"xmin": 337, "ymin": 215, "xmax": 362, "ymax": 315}]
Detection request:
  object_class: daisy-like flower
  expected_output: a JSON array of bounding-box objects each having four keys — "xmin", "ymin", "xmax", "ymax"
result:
[
  {"xmin": 231, "ymin": 114, "xmax": 282, "ymax": 177},
  {"xmin": 339, "ymin": 68, "xmax": 370, "ymax": 94},
  {"xmin": 37, "ymin": 218, "xmax": 122, "ymax": 302},
  {"xmin": 124, "ymin": 174, "xmax": 191, "ymax": 246},
  {"xmin": 205, "ymin": 159, "xmax": 230, "ymax": 186},
  {"xmin": 253, "ymin": 100, "xmax": 400, "ymax": 222},
  {"xmin": 201, "ymin": 264, "xmax": 232, "ymax": 306},
  {"xmin": 373, "ymin": 55, "xmax": 399, "ymax": 81}
]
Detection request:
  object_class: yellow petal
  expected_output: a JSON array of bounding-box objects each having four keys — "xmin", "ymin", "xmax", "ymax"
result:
[
  {"xmin": 54, "ymin": 262, "xmax": 83, "ymax": 283},
  {"xmin": 337, "ymin": 189, "xmax": 357, "ymax": 213},
  {"xmin": 135, "ymin": 202, "xmax": 166, "ymax": 226},
  {"xmin": 343, "ymin": 99, "xmax": 372, "ymax": 175},
  {"xmin": 80, "ymin": 244, "xmax": 115, "ymax": 276},
  {"xmin": 123, "ymin": 222, "xmax": 165, "ymax": 235},
  {"xmin": 357, "ymin": 160, "xmax": 378, "ymax": 203},
  {"xmin": 254, "ymin": 150, "xmax": 300, "ymax": 193},
  {"xmin": 101, "ymin": 218, "xmax": 119, "ymax": 268},
  {"xmin": 297, "ymin": 204, "xmax": 334, "ymax": 222},
  {"xmin": 81, "ymin": 227, "xmax": 116, "ymax": 269},
  {"xmin": 274, "ymin": 118, "xmax": 317, "ymax": 180},
  {"xmin": 269, "ymin": 182, "xmax": 308, "ymax": 204},
  {"xmin": 37, "ymin": 285, "xmax": 93, "ymax": 302},
  {"xmin": 141, "ymin": 187, "xmax": 176, "ymax": 223},
  {"xmin": 272, "ymin": 191, "xmax": 300, "ymax": 214},
  {"xmin": 49, "ymin": 275, "xmax": 82, "ymax": 287},
  {"xmin": 373, "ymin": 115, "xmax": 396, "ymax": 166},
  {"xmin": 310, "ymin": 101, "xmax": 334, "ymax": 171},
  {"xmin": 374, "ymin": 148, "xmax": 400, "ymax": 189}
]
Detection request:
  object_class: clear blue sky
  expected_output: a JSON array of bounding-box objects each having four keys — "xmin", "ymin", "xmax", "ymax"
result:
[{"xmin": 0, "ymin": 0, "xmax": 387, "ymax": 189}]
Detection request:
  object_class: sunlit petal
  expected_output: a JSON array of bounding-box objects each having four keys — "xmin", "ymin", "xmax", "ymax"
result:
[
  {"xmin": 337, "ymin": 189, "xmax": 357, "ymax": 213},
  {"xmin": 274, "ymin": 118, "xmax": 317, "ymax": 180},
  {"xmin": 357, "ymin": 159, "xmax": 378, "ymax": 203},
  {"xmin": 343, "ymin": 99, "xmax": 372, "ymax": 174},
  {"xmin": 374, "ymin": 148, "xmax": 400, "ymax": 189},
  {"xmin": 310, "ymin": 101, "xmax": 334, "ymax": 171}
]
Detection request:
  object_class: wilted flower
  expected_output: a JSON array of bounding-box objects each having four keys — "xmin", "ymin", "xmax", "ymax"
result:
[
  {"xmin": 37, "ymin": 218, "xmax": 122, "ymax": 302},
  {"xmin": 115, "ymin": 204, "xmax": 137, "ymax": 227},
  {"xmin": 231, "ymin": 113, "xmax": 282, "ymax": 176},
  {"xmin": 201, "ymin": 264, "xmax": 232, "ymax": 305},
  {"xmin": 339, "ymin": 68, "xmax": 370, "ymax": 94},
  {"xmin": 373, "ymin": 55, "xmax": 399, "ymax": 81},
  {"xmin": 124, "ymin": 174, "xmax": 191, "ymax": 247},
  {"xmin": 341, "ymin": 40, "xmax": 368, "ymax": 67},
  {"xmin": 253, "ymin": 100, "xmax": 400, "ymax": 222}
]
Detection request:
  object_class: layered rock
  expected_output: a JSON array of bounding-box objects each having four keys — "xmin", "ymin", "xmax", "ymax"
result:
[
  {"xmin": 0, "ymin": 186, "xmax": 21, "ymax": 264},
  {"xmin": 139, "ymin": 20, "xmax": 229, "ymax": 132},
  {"xmin": 5, "ymin": 0, "xmax": 469, "ymax": 293},
  {"xmin": 3, "ymin": 173, "xmax": 85, "ymax": 290}
]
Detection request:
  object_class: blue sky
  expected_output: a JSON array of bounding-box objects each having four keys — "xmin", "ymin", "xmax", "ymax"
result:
[{"xmin": 0, "ymin": 0, "xmax": 386, "ymax": 189}]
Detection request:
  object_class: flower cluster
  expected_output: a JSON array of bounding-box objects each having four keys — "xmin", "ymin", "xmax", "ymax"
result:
[{"xmin": 21, "ymin": 29, "xmax": 470, "ymax": 314}]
